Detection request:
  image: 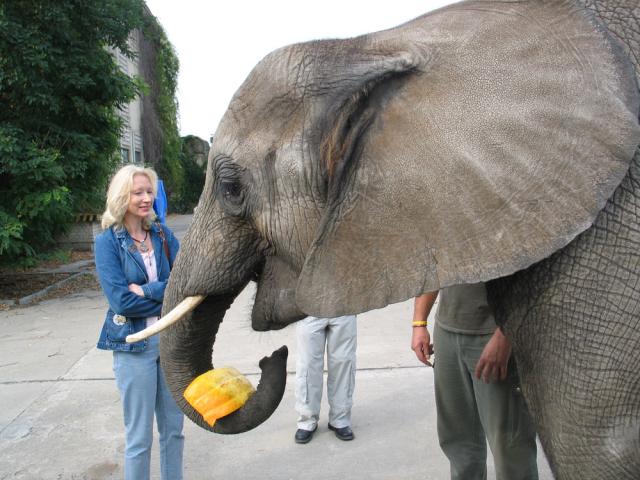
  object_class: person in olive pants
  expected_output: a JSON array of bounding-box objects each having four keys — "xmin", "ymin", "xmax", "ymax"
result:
[{"xmin": 412, "ymin": 283, "xmax": 538, "ymax": 480}]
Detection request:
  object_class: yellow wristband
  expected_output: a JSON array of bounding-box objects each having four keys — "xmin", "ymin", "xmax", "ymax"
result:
[{"xmin": 412, "ymin": 321, "xmax": 428, "ymax": 327}]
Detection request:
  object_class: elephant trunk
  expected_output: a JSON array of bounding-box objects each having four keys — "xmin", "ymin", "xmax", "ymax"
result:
[{"xmin": 159, "ymin": 293, "xmax": 288, "ymax": 434}]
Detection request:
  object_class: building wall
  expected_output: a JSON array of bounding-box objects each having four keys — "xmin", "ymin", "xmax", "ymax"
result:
[{"xmin": 108, "ymin": 29, "xmax": 144, "ymax": 166}]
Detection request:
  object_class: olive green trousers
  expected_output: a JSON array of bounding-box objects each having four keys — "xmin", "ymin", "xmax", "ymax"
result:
[{"xmin": 433, "ymin": 323, "xmax": 538, "ymax": 480}]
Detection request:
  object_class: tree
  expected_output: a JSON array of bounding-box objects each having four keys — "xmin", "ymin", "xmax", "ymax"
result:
[
  {"xmin": 0, "ymin": 0, "xmax": 145, "ymax": 263},
  {"xmin": 175, "ymin": 135, "xmax": 207, "ymax": 212}
]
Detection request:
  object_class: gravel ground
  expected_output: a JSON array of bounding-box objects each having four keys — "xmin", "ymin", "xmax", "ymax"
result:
[{"xmin": 0, "ymin": 251, "xmax": 98, "ymax": 307}]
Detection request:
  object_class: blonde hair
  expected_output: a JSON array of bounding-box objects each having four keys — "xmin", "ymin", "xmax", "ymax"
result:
[{"xmin": 101, "ymin": 165, "xmax": 159, "ymax": 229}]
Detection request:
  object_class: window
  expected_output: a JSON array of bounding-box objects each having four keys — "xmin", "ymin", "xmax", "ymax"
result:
[
  {"xmin": 119, "ymin": 103, "xmax": 130, "ymax": 127},
  {"xmin": 134, "ymin": 150, "xmax": 142, "ymax": 164},
  {"xmin": 118, "ymin": 51, "xmax": 129, "ymax": 73},
  {"xmin": 120, "ymin": 148, "xmax": 130, "ymax": 164}
]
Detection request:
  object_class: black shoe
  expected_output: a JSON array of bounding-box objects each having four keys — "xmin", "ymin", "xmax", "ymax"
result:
[
  {"xmin": 328, "ymin": 423, "xmax": 354, "ymax": 441},
  {"xmin": 294, "ymin": 425, "xmax": 317, "ymax": 444}
]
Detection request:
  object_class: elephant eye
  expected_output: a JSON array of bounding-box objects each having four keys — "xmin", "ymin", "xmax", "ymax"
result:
[{"xmin": 221, "ymin": 181, "xmax": 243, "ymax": 202}]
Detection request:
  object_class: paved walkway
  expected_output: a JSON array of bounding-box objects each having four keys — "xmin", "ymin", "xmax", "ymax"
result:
[{"xmin": 0, "ymin": 215, "xmax": 553, "ymax": 479}]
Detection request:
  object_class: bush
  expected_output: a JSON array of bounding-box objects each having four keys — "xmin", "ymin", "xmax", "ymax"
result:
[{"xmin": 0, "ymin": 126, "xmax": 71, "ymax": 259}]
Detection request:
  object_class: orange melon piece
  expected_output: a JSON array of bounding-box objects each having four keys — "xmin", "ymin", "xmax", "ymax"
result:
[{"xmin": 184, "ymin": 367, "xmax": 256, "ymax": 426}]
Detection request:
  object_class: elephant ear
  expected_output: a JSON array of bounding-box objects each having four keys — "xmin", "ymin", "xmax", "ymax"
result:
[{"xmin": 296, "ymin": 1, "xmax": 640, "ymax": 317}]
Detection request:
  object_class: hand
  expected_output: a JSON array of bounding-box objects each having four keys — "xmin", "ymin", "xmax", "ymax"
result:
[
  {"xmin": 411, "ymin": 327, "xmax": 434, "ymax": 366},
  {"xmin": 128, "ymin": 283, "xmax": 144, "ymax": 297},
  {"xmin": 474, "ymin": 328, "xmax": 512, "ymax": 383}
]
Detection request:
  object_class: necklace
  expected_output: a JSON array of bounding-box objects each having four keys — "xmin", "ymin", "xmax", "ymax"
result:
[{"xmin": 131, "ymin": 230, "xmax": 149, "ymax": 253}]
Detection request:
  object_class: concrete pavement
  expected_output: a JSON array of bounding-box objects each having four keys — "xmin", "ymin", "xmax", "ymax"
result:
[{"xmin": 0, "ymin": 215, "xmax": 553, "ymax": 479}]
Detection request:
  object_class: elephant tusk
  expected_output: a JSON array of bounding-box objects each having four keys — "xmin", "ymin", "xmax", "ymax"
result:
[{"xmin": 125, "ymin": 295, "xmax": 205, "ymax": 343}]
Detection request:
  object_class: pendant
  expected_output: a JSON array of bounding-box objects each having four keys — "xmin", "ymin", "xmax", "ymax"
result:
[{"xmin": 139, "ymin": 241, "xmax": 149, "ymax": 253}]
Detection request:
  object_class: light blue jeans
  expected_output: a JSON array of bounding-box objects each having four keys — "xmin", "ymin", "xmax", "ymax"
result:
[{"xmin": 113, "ymin": 335, "xmax": 184, "ymax": 480}]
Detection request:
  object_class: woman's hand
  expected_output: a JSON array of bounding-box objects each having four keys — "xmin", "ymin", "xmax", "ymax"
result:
[{"xmin": 128, "ymin": 283, "xmax": 144, "ymax": 297}]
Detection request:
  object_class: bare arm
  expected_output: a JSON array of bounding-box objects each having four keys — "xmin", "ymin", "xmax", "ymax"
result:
[{"xmin": 411, "ymin": 291, "xmax": 438, "ymax": 366}]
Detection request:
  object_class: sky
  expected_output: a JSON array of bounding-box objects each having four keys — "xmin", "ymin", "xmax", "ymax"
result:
[{"xmin": 143, "ymin": 1, "xmax": 457, "ymax": 142}]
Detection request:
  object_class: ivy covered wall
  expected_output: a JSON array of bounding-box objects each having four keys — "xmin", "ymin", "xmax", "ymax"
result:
[{"xmin": 139, "ymin": 10, "xmax": 184, "ymax": 208}]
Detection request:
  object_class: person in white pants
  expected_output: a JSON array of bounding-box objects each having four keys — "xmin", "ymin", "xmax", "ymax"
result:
[{"xmin": 294, "ymin": 315, "xmax": 357, "ymax": 443}]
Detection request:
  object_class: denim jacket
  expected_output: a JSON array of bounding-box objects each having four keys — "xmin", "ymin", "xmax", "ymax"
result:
[{"xmin": 94, "ymin": 222, "xmax": 179, "ymax": 352}]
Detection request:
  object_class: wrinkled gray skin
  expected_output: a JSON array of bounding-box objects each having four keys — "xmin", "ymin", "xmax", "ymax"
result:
[{"xmin": 161, "ymin": 1, "xmax": 640, "ymax": 478}]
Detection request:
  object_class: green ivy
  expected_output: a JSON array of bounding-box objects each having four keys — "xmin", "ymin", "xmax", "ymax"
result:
[
  {"xmin": 142, "ymin": 16, "xmax": 183, "ymax": 204},
  {"xmin": 172, "ymin": 136, "xmax": 207, "ymax": 212}
]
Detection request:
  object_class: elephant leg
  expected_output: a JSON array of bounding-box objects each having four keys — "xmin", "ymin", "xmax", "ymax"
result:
[{"xmin": 489, "ymin": 147, "xmax": 640, "ymax": 480}]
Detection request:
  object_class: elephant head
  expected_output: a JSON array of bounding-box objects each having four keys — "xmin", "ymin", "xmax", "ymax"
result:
[{"xmin": 142, "ymin": 0, "xmax": 640, "ymax": 454}]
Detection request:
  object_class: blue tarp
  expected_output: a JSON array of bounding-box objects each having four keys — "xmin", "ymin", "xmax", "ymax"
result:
[{"xmin": 153, "ymin": 179, "xmax": 168, "ymax": 224}]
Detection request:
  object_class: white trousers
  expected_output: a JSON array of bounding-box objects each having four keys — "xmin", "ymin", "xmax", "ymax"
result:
[{"xmin": 295, "ymin": 315, "xmax": 357, "ymax": 430}]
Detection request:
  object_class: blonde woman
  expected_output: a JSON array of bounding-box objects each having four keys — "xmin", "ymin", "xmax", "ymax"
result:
[{"xmin": 94, "ymin": 165, "xmax": 184, "ymax": 480}]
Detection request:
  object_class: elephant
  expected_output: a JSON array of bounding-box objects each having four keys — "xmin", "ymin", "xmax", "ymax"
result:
[{"xmin": 139, "ymin": 1, "xmax": 640, "ymax": 478}]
